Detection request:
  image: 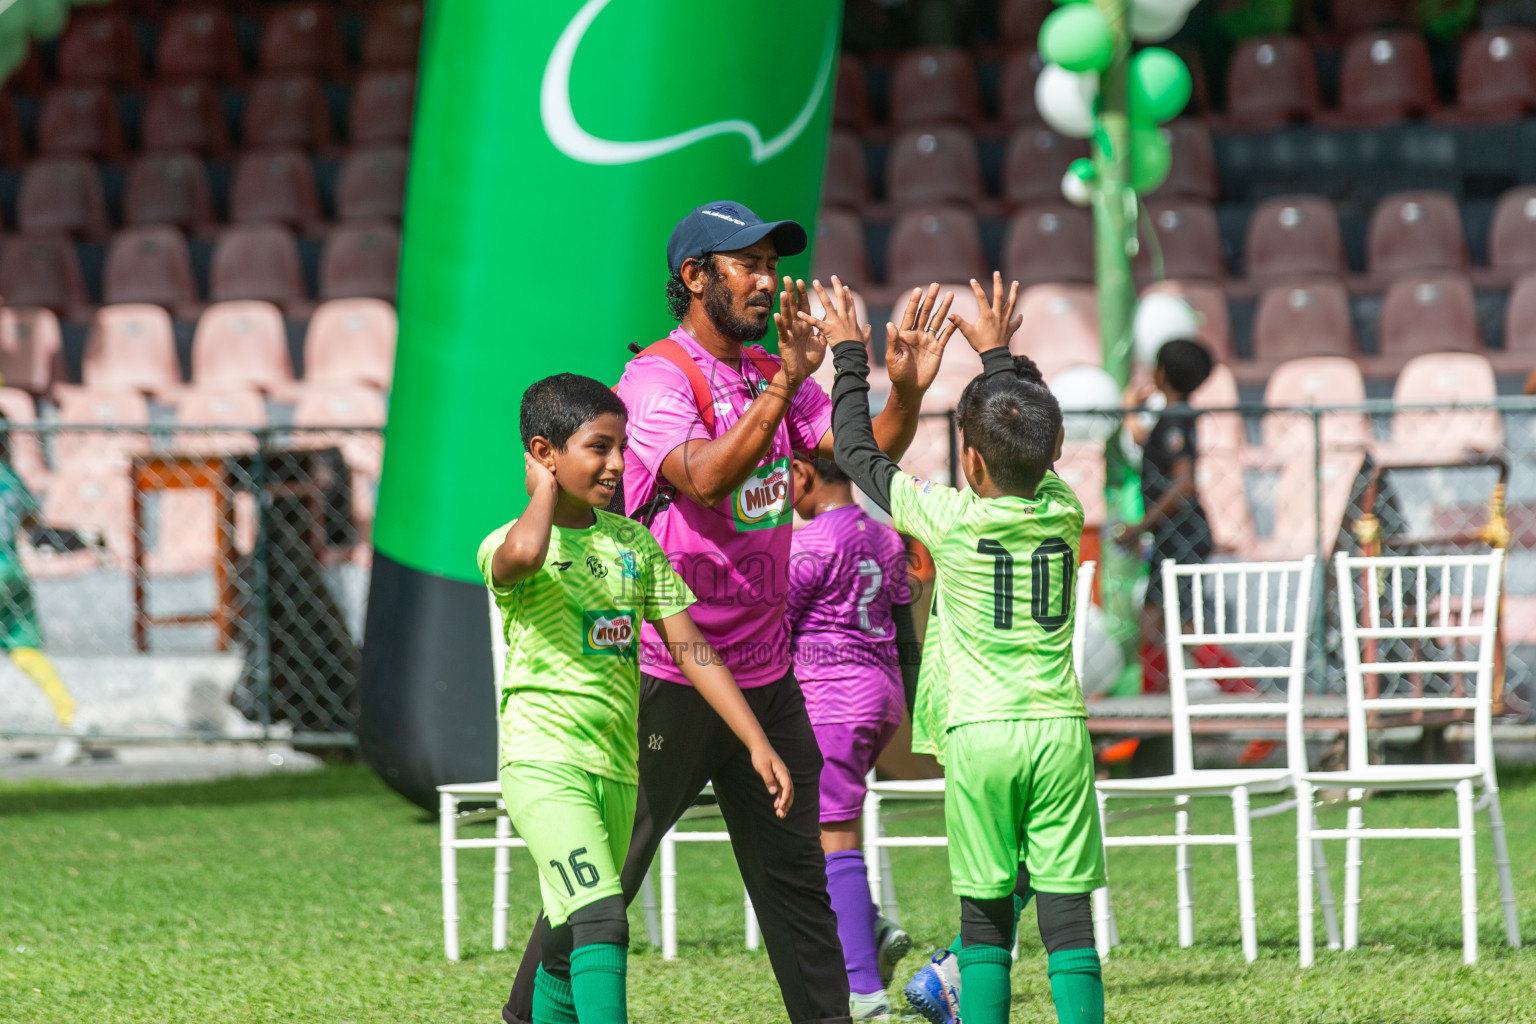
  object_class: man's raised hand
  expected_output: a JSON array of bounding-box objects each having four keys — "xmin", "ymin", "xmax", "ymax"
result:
[
  {"xmin": 772, "ymin": 275, "xmax": 826, "ymax": 388},
  {"xmin": 948, "ymin": 272, "xmax": 1022, "ymax": 355},
  {"xmin": 885, "ymin": 282, "xmax": 956, "ymax": 394}
]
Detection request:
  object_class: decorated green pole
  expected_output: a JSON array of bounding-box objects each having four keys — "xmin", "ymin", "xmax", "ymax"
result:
[{"xmin": 361, "ymin": 0, "xmax": 841, "ymax": 808}]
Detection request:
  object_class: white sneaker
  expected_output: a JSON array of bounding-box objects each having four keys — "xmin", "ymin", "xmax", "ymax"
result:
[
  {"xmin": 48, "ymin": 738, "xmax": 82, "ymax": 766},
  {"xmin": 849, "ymin": 990, "xmax": 892, "ymax": 1020}
]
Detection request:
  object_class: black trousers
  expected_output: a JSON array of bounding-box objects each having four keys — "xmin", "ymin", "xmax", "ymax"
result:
[{"xmin": 503, "ymin": 668, "xmax": 853, "ymax": 1024}]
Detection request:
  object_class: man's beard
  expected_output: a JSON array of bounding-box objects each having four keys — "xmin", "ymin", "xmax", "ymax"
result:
[{"xmin": 702, "ymin": 274, "xmax": 770, "ymax": 343}]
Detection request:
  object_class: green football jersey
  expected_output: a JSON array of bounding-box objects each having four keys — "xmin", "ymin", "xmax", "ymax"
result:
[
  {"xmin": 889, "ymin": 470, "xmax": 1086, "ymax": 763},
  {"xmin": 478, "ymin": 510, "xmax": 694, "ymax": 783}
]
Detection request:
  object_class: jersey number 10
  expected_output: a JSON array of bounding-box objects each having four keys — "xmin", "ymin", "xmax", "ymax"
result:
[{"xmin": 976, "ymin": 537, "xmax": 1074, "ymax": 632}]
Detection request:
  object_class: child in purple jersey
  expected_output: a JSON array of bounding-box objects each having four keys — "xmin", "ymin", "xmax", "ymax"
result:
[{"xmin": 788, "ymin": 455, "xmax": 922, "ymax": 1020}]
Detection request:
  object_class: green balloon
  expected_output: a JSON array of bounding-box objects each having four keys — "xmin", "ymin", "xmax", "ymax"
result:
[
  {"xmin": 1131, "ymin": 126, "xmax": 1172, "ymax": 192},
  {"xmin": 0, "ymin": 31, "xmax": 27, "ymax": 82},
  {"xmin": 1128, "ymin": 47, "xmax": 1193, "ymax": 124},
  {"xmin": 26, "ymin": 0, "xmax": 70, "ymax": 41},
  {"xmin": 1039, "ymin": 4, "xmax": 1115, "ymax": 74}
]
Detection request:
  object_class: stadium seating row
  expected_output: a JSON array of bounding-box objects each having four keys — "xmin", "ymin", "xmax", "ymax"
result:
[
  {"xmin": 0, "ymin": 68, "xmax": 412, "ymax": 162},
  {"xmin": 838, "ymin": 27, "xmax": 1536, "ymax": 131},
  {"xmin": 3, "ymin": 147, "xmax": 404, "ymax": 237},
  {"xmin": 0, "ymin": 220, "xmax": 397, "ymax": 321}
]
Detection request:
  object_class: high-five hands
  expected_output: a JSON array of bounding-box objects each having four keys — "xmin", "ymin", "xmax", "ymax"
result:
[
  {"xmin": 772, "ymin": 276, "xmax": 826, "ymax": 388},
  {"xmin": 948, "ymin": 272, "xmax": 1022, "ymax": 355},
  {"xmin": 796, "ymin": 275, "xmax": 871, "ymax": 347},
  {"xmin": 884, "ymin": 283, "xmax": 956, "ymax": 393}
]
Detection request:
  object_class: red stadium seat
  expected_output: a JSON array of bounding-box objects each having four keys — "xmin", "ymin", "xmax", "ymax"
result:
[
  {"xmin": 834, "ymin": 52, "xmax": 868, "ymax": 130},
  {"xmin": 1366, "ymin": 190, "xmax": 1467, "ymax": 280},
  {"xmin": 320, "ymin": 222, "xmax": 400, "ymax": 301},
  {"xmin": 362, "ymin": 1, "xmax": 423, "ymax": 69},
  {"xmin": 1225, "ymin": 36, "xmax": 1319, "ymax": 128},
  {"xmin": 53, "ymin": 388, "xmax": 151, "ymax": 473},
  {"xmin": 1003, "ymin": 203, "xmax": 1092, "ymax": 288},
  {"xmin": 37, "ymin": 84, "xmax": 124, "ymax": 159},
  {"xmin": 999, "ymin": 0, "xmax": 1052, "ymax": 48},
  {"xmin": 243, "ymin": 74, "xmax": 333, "ymax": 150},
  {"xmin": 1334, "ymin": 31, "xmax": 1436, "ymax": 125},
  {"xmin": 1003, "ymin": 123, "xmax": 1090, "ymax": 206},
  {"xmin": 81, "ymin": 304, "xmax": 183, "ymax": 395},
  {"xmin": 1386, "ymin": 353, "xmax": 1502, "ymax": 460},
  {"xmin": 998, "ymin": 48, "xmax": 1042, "ymax": 126},
  {"xmin": 889, "ymin": 47, "xmax": 979, "ymax": 127},
  {"xmin": 0, "ymin": 235, "xmax": 89, "ymax": 319},
  {"xmin": 304, "ymin": 298, "xmax": 397, "ymax": 389},
  {"xmin": 1136, "ymin": 199, "xmax": 1226, "ymax": 282},
  {"xmin": 1246, "ymin": 280, "xmax": 1357, "ymax": 382},
  {"xmin": 56, "ymin": 7, "xmax": 141, "ymax": 87},
  {"xmin": 292, "ymin": 383, "xmax": 387, "ymax": 525},
  {"xmin": 1372, "ymin": 272, "xmax": 1481, "ymax": 377},
  {"xmin": 1149, "ymin": 121, "xmax": 1218, "ymax": 202},
  {"xmin": 230, "ymin": 147, "xmax": 324, "ymax": 232},
  {"xmin": 17, "ymin": 157, "xmax": 109, "ymax": 240},
  {"xmin": 349, "ymin": 70, "xmax": 416, "ymax": 144},
  {"xmin": 1455, "ymin": 29, "xmax": 1536, "ymax": 121},
  {"xmin": 156, "ymin": 5, "xmax": 244, "ymax": 85},
  {"xmin": 174, "ymin": 386, "xmax": 268, "ymax": 455},
  {"xmin": 336, "ymin": 144, "xmax": 408, "ymax": 222},
  {"xmin": 0, "ymin": 93, "xmax": 25, "ymax": 167},
  {"xmin": 1191, "ymin": 366, "xmax": 1257, "ymax": 555},
  {"xmin": 1495, "ymin": 270, "xmax": 1536, "ymax": 376},
  {"xmin": 1011, "ymin": 284, "xmax": 1101, "ymax": 381},
  {"xmin": 191, "ymin": 301, "xmax": 296, "ymax": 392},
  {"xmin": 103, "ymin": 227, "xmax": 202, "ymax": 316},
  {"xmin": 33, "ymin": 471, "xmax": 135, "ymax": 574},
  {"xmin": 886, "ymin": 126, "xmax": 984, "ymax": 209},
  {"xmin": 822, "ymin": 129, "xmax": 868, "ymax": 210},
  {"xmin": 124, "ymin": 152, "xmax": 216, "ymax": 235},
  {"xmin": 885, "ymin": 207, "xmax": 988, "ymax": 290},
  {"xmin": 0, "ymin": 307, "xmax": 61, "ymax": 397},
  {"xmin": 210, "ymin": 224, "xmax": 310, "ymax": 314},
  {"xmin": 1261, "ymin": 356, "xmax": 1370, "ymax": 453},
  {"xmin": 1141, "ymin": 279, "xmax": 1235, "ymax": 364},
  {"xmin": 810, "ymin": 207, "xmax": 871, "ymax": 287},
  {"xmin": 1331, "ymin": 0, "xmax": 1411, "ymax": 34},
  {"xmin": 141, "ymin": 80, "xmax": 231, "ymax": 159},
  {"xmin": 259, "ymin": 2, "xmax": 348, "ymax": 79},
  {"xmin": 1480, "ymin": 186, "xmax": 1536, "ymax": 288},
  {"xmin": 1243, "ymin": 195, "xmax": 1347, "ymax": 285}
]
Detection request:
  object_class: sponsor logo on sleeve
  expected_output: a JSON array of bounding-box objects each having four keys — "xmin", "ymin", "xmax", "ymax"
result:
[{"xmin": 583, "ymin": 611, "xmax": 637, "ymax": 656}]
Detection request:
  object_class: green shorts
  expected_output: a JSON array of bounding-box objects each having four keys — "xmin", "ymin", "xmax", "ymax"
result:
[
  {"xmin": 945, "ymin": 718, "xmax": 1105, "ymax": 899},
  {"xmin": 500, "ymin": 761, "xmax": 636, "ymax": 927}
]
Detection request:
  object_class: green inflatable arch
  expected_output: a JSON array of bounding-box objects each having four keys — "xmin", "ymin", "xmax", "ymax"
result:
[{"xmin": 362, "ymin": 0, "xmax": 840, "ymax": 808}]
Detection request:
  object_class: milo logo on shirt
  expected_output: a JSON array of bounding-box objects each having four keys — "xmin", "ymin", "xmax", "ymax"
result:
[
  {"xmin": 583, "ymin": 611, "xmax": 637, "ymax": 656},
  {"xmin": 733, "ymin": 456, "xmax": 791, "ymax": 532}
]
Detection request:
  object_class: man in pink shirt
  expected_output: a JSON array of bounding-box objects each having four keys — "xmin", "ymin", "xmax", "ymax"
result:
[{"xmin": 501, "ymin": 201, "xmax": 953, "ymax": 1024}]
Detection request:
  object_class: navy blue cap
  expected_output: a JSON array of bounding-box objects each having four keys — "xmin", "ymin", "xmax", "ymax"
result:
[{"xmin": 666, "ymin": 201, "xmax": 808, "ymax": 275}]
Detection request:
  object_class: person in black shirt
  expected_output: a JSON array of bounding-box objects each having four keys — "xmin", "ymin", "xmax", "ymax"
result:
[{"xmin": 1112, "ymin": 338, "xmax": 1215, "ymax": 655}]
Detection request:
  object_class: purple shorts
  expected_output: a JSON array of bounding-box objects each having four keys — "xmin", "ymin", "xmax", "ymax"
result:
[{"xmin": 812, "ymin": 719, "xmax": 901, "ymax": 823}]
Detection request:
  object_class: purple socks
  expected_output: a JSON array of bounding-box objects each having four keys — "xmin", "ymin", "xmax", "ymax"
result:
[{"xmin": 825, "ymin": 850, "xmax": 883, "ymax": 995}]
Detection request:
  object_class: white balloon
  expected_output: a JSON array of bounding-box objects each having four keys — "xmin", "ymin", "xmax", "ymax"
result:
[
  {"xmin": 1133, "ymin": 293, "xmax": 1200, "ymax": 365},
  {"xmin": 1131, "ymin": 2, "xmax": 1188, "ymax": 42},
  {"xmin": 1052, "ymin": 365, "xmax": 1123, "ymax": 443},
  {"xmin": 1035, "ymin": 64, "xmax": 1098, "ymax": 139},
  {"xmin": 1078, "ymin": 601, "xmax": 1124, "ymax": 697},
  {"xmin": 1061, "ymin": 168, "xmax": 1092, "ymax": 207}
]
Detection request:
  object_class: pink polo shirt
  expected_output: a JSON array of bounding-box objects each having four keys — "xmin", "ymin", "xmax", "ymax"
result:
[{"xmin": 615, "ymin": 327, "xmax": 833, "ymax": 688}]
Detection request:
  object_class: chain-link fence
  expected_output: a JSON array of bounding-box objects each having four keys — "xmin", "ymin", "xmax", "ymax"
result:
[{"xmin": 0, "ymin": 420, "xmax": 380, "ymax": 745}]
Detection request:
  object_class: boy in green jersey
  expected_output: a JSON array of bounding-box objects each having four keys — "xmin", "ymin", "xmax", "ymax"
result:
[
  {"xmin": 802, "ymin": 275, "xmax": 1105, "ymax": 1024},
  {"xmin": 480, "ymin": 373, "xmax": 794, "ymax": 1024}
]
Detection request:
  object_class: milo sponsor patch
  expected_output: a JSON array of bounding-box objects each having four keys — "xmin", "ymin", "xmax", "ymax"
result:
[
  {"xmin": 582, "ymin": 610, "xmax": 637, "ymax": 656},
  {"xmin": 732, "ymin": 456, "xmax": 791, "ymax": 532}
]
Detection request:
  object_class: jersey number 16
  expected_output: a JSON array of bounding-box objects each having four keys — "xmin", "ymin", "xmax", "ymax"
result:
[{"xmin": 976, "ymin": 537, "xmax": 1074, "ymax": 632}]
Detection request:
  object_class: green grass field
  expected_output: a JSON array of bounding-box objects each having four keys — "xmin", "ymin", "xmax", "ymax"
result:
[{"xmin": 2, "ymin": 762, "xmax": 1533, "ymax": 1023}]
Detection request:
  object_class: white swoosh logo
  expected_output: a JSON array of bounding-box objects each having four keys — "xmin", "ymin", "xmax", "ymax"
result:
[{"xmin": 541, "ymin": 0, "xmax": 837, "ymax": 165}]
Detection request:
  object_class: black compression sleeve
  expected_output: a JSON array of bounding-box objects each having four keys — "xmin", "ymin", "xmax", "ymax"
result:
[
  {"xmin": 829, "ymin": 339, "xmax": 899, "ymax": 514},
  {"xmin": 979, "ymin": 346, "xmax": 1017, "ymax": 380},
  {"xmin": 891, "ymin": 601, "xmax": 921, "ymax": 714}
]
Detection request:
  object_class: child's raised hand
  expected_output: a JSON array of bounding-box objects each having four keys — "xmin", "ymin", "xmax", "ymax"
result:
[
  {"xmin": 797, "ymin": 276, "xmax": 871, "ymax": 346},
  {"xmin": 750, "ymin": 743, "xmax": 795, "ymax": 818},
  {"xmin": 947, "ymin": 272, "xmax": 1022, "ymax": 355},
  {"xmin": 524, "ymin": 452, "xmax": 556, "ymax": 498}
]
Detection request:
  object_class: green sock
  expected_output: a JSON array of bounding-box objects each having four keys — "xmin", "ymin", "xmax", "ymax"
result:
[
  {"xmin": 1047, "ymin": 948, "xmax": 1104, "ymax": 1024},
  {"xmin": 569, "ymin": 942, "xmax": 627, "ymax": 1024},
  {"xmin": 948, "ymin": 888, "xmax": 1032, "ymax": 953},
  {"xmin": 956, "ymin": 943, "xmax": 1012, "ymax": 1024},
  {"xmin": 532, "ymin": 965, "xmax": 578, "ymax": 1024}
]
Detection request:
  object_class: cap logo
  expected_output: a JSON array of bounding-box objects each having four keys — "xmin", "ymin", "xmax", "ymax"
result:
[
  {"xmin": 541, "ymin": 0, "xmax": 837, "ymax": 166},
  {"xmin": 701, "ymin": 208, "xmax": 747, "ymax": 226}
]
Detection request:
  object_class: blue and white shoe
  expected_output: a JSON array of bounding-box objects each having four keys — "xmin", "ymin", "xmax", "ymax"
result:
[{"xmin": 902, "ymin": 949, "xmax": 961, "ymax": 1024}]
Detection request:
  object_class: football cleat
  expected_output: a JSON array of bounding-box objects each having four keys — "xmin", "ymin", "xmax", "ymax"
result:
[
  {"xmin": 875, "ymin": 915, "xmax": 912, "ymax": 988},
  {"xmin": 903, "ymin": 949, "xmax": 961, "ymax": 1024},
  {"xmin": 849, "ymin": 989, "xmax": 893, "ymax": 1020}
]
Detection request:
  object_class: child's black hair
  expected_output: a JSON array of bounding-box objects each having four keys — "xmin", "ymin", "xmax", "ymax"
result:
[
  {"xmin": 519, "ymin": 373, "xmax": 628, "ymax": 452},
  {"xmin": 956, "ymin": 374, "xmax": 1062, "ymax": 493},
  {"xmin": 810, "ymin": 457, "xmax": 849, "ymax": 485},
  {"xmin": 1155, "ymin": 338, "xmax": 1214, "ymax": 396}
]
